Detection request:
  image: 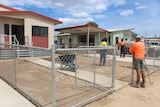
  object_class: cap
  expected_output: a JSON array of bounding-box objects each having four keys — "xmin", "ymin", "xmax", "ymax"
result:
[{"xmin": 136, "ymin": 35, "xmax": 141, "ymax": 39}]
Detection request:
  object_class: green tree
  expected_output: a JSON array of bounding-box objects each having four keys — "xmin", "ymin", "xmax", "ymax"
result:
[{"xmin": 86, "ymin": 22, "xmax": 98, "ymax": 27}]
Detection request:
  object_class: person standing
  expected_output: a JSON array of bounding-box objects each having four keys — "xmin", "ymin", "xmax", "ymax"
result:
[
  {"xmin": 100, "ymin": 38, "xmax": 107, "ymax": 66},
  {"xmin": 129, "ymin": 35, "xmax": 146, "ymax": 88},
  {"xmin": 119, "ymin": 38, "xmax": 126, "ymax": 58}
]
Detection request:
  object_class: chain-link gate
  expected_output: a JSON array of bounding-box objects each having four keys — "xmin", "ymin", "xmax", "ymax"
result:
[{"xmin": 55, "ymin": 46, "xmax": 116, "ymax": 107}]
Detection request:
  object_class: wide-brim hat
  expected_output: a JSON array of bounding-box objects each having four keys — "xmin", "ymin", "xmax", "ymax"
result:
[{"xmin": 136, "ymin": 35, "xmax": 141, "ymax": 39}]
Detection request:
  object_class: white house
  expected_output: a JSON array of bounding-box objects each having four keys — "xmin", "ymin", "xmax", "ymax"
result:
[
  {"xmin": 107, "ymin": 28, "xmax": 137, "ymax": 45},
  {"xmin": 55, "ymin": 24, "xmax": 137, "ymax": 48},
  {"xmin": 0, "ymin": 4, "xmax": 62, "ymax": 48},
  {"xmin": 55, "ymin": 24, "xmax": 108, "ymax": 48}
]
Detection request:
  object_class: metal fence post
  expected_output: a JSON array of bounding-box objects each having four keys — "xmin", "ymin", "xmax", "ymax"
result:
[
  {"xmin": 51, "ymin": 45, "xmax": 56, "ymax": 107},
  {"xmin": 131, "ymin": 54, "xmax": 134, "ymax": 84},
  {"xmin": 13, "ymin": 44, "xmax": 17, "ymax": 86},
  {"xmin": 93, "ymin": 50, "xmax": 96, "ymax": 85},
  {"xmin": 153, "ymin": 48, "xmax": 156, "ymax": 72},
  {"xmin": 112, "ymin": 47, "xmax": 116, "ymax": 90}
]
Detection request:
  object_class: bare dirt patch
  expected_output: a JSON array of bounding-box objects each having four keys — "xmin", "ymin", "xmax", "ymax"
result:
[{"xmin": 0, "ymin": 56, "xmax": 158, "ymax": 107}]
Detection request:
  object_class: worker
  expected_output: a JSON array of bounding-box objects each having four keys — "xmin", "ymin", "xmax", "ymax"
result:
[
  {"xmin": 100, "ymin": 38, "xmax": 107, "ymax": 66},
  {"xmin": 129, "ymin": 35, "xmax": 146, "ymax": 88},
  {"xmin": 119, "ymin": 38, "xmax": 126, "ymax": 58}
]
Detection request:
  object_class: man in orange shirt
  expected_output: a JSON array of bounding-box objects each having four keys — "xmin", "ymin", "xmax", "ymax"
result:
[
  {"xmin": 119, "ymin": 38, "xmax": 126, "ymax": 58},
  {"xmin": 129, "ymin": 35, "xmax": 146, "ymax": 88}
]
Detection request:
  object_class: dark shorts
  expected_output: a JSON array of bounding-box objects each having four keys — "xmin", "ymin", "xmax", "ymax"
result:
[{"xmin": 134, "ymin": 58, "xmax": 145, "ymax": 70}]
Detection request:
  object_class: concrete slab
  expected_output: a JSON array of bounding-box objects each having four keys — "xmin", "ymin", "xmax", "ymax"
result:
[
  {"xmin": 57, "ymin": 69, "xmax": 128, "ymax": 90},
  {"xmin": 0, "ymin": 79, "xmax": 35, "ymax": 107},
  {"xmin": 25, "ymin": 57, "xmax": 128, "ymax": 90}
]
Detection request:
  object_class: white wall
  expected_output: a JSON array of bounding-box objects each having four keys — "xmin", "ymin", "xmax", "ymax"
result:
[
  {"xmin": 24, "ymin": 15, "xmax": 55, "ymax": 48},
  {"xmin": 0, "ymin": 16, "xmax": 24, "ymax": 44}
]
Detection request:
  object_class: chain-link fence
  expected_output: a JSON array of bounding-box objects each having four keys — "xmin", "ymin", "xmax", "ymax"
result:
[
  {"xmin": 0, "ymin": 43, "xmax": 53, "ymax": 107},
  {"xmin": 0, "ymin": 43, "xmax": 116, "ymax": 107},
  {"xmin": 1, "ymin": 42, "xmax": 160, "ymax": 107},
  {"xmin": 0, "ymin": 44, "xmax": 115, "ymax": 107}
]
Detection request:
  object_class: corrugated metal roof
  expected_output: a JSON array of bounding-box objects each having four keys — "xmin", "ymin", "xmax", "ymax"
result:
[
  {"xmin": 55, "ymin": 24, "xmax": 108, "ymax": 33},
  {"xmin": 108, "ymin": 28, "xmax": 135, "ymax": 32}
]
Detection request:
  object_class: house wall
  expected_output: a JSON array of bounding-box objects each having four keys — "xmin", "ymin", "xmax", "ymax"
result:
[
  {"xmin": 24, "ymin": 15, "xmax": 54, "ymax": 48},
  {"xmin": 0, "ymin": 16, "xmax": 24, "ymax": 44},
  {"xmin": 57, "ymin": 32, "xmax": 108, "ymax": 47},
  {"xmin": 71, "ymin": 34, "xmax": 78, "ymax": 46},
  {"xmin": 58, "ymin": 34, "xmax": 78, "ymax": 48},
  {"xmin": 0, "ymin": 15, "xmax": 55, "ymax": 48},
  {"xmin": 111, "ymin": 30, "xmax": 133, "ymax": 45},
  {"xmin": 0, "ymin": 16, "xmax": 24, "ymax": 34},
  {"xmin": 94, "ymin": 32, "xmax": 107, "ymax": 46},
  {"xmin": 57, "ymin": 30, "xmax": 135, "ymax": 48},
  {"xmin": 32, "ymin": 36, "xmax": 48, "ymax": 47}
]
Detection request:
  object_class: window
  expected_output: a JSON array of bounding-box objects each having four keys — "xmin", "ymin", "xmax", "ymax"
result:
[
  {"xmin": 32, "ymin": 26, "xmax": 48, "ymax": 36},
  {"xmin": 4, "ymin": 24, "xmax": 9, "ymax": 35}
]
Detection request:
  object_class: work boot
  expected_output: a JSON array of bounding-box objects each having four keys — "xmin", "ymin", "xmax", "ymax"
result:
[
  {"xmin": 135, "ymin": 80, "xmax": 140, "ymax": 88},
  {"xmin": 140, "ymin": 81, "xmax": 145, "ymax": 88}
]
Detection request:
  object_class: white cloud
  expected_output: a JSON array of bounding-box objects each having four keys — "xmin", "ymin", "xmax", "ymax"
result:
[
  {"xmin": 136, "ymin": 5, "xmax": 148, "ymax": 9},
  {"xmin": 1, "ymin": 0, "xmax": 159, "ymax": 37},
  {"xmin": 135, "ymin": 2, "xmax": 140, "ymax": 6},
  {"xmin": 94, "ymin": 14, "xmax": 106, "ymax": 19},
  {"xmin": 68, "ymin": 10, "xmax": 89, "ymax": 18},
  {"xmin": 113, "ymin": 0, "xmax": 126, "ymax": 6},
  {"xmin": 0, "ymin": 0, "xmax": 53, "ymax": 8},
  {"xmin": 12, "ymin": 7, "xmax": 24, "ymax": 11},
  {"xmin": 54, "ymin": 3, "xmax": 64, "ymax": 7},
  {"xmin": 135, "ymin": 2, "xmax": 148, "ymax": 9},
  {"xmin": 119, "ymin": 10, "xmax": 133, "ymax": 16},
  {"xmin": 58, "ymin": 17, "xmax": 94, "ymax": 27}
]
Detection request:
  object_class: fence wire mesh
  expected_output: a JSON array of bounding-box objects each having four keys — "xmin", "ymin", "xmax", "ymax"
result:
[
  {"xmin": 0, "ymin": 43, "xmax": 116, "ymax": 107},
  {"xmin": 145, "ymin": 47, "xmax": 160, "ymax": 73},
  {"xmin": 55, "ymin": 47, "xmax": 116, "ymax": 107},
  {"xmin": 1, "ymin": 43, "xmax": 160, "ymax": 107},
  {"xmin": 0, "ymin": 43, "xmax": 53, "ymax": 107}
]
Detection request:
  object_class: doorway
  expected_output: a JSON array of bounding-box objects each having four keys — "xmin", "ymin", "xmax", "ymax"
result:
[{"xmin": 12, "ymin": 25, "xmax": 24, "ymax": 45}]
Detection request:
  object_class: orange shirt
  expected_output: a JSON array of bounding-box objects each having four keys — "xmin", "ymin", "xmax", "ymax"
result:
[
  {"xmin": 129, "ymin": 41, "xmax": 146, "ymax": 59},
  {"xmin": 119, "ymin": 41, "xmax": 125, "ymax": 46}
]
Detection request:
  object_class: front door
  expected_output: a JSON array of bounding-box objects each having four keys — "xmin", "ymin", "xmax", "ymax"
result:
[
  {"xmin": 69, "ymin": 38, "xmax": 72, "ymax": 48},
  {"xmin": 12, "ymin": 25, "xmax": 24, "ymax": 45}
]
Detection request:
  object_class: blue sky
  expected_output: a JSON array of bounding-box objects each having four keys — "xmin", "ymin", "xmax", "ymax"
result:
[{"xmin": 1, "ymin": 0, "xmax": 160, "ymax": 37}]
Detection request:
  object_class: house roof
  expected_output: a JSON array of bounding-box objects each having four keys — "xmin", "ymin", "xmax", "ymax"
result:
[
  {"xmin": 108, "ymin": 28, "xmax": 135, "ymax": 32},
  {"xmin": 0, "ymin": 4, "xmax": 62, "ymax": 25},
  {"xmin": 0, "ymin": 4, "xmax": 20, "ymax": 11},
  {"xmin": 55, "ymin": 24, "xmax": 108, "ymax": 34}
]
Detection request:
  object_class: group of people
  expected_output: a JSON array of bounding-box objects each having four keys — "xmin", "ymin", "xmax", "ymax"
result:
[{"xmin": 100, "ymin": 35, "xmax": 146, "ymax": 88}]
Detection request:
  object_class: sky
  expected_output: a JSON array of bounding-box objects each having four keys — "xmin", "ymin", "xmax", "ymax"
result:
[{"xmin": 1, "ymin": 0, "xmax": 160, "ymax": 37}]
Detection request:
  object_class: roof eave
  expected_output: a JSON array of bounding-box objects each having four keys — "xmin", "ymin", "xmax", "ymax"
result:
[
  {"xmin": 108, "ymin": 28, "xmax": 135, "ymax": 32},
  {"xmin": 55, "ymin": 24, "xmax": 108, "ymax": 32},
  {"xmin": 0, "ymin": 11, "xmax": 62, "ymax": 25}
]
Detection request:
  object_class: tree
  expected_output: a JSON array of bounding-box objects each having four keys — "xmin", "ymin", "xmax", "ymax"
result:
[{"xmin": 86, "ymin": 22, "xmax": 98, "ymax": 27}]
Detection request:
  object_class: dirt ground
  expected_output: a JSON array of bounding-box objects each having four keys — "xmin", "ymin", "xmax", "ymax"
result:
[
  {"xmin": 84, "ymin": 69, "xmax": 160, "ymax": 107},
  {"xmin": 0, "ymin": 56, "xmax": 160, "ymax": 107}
]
